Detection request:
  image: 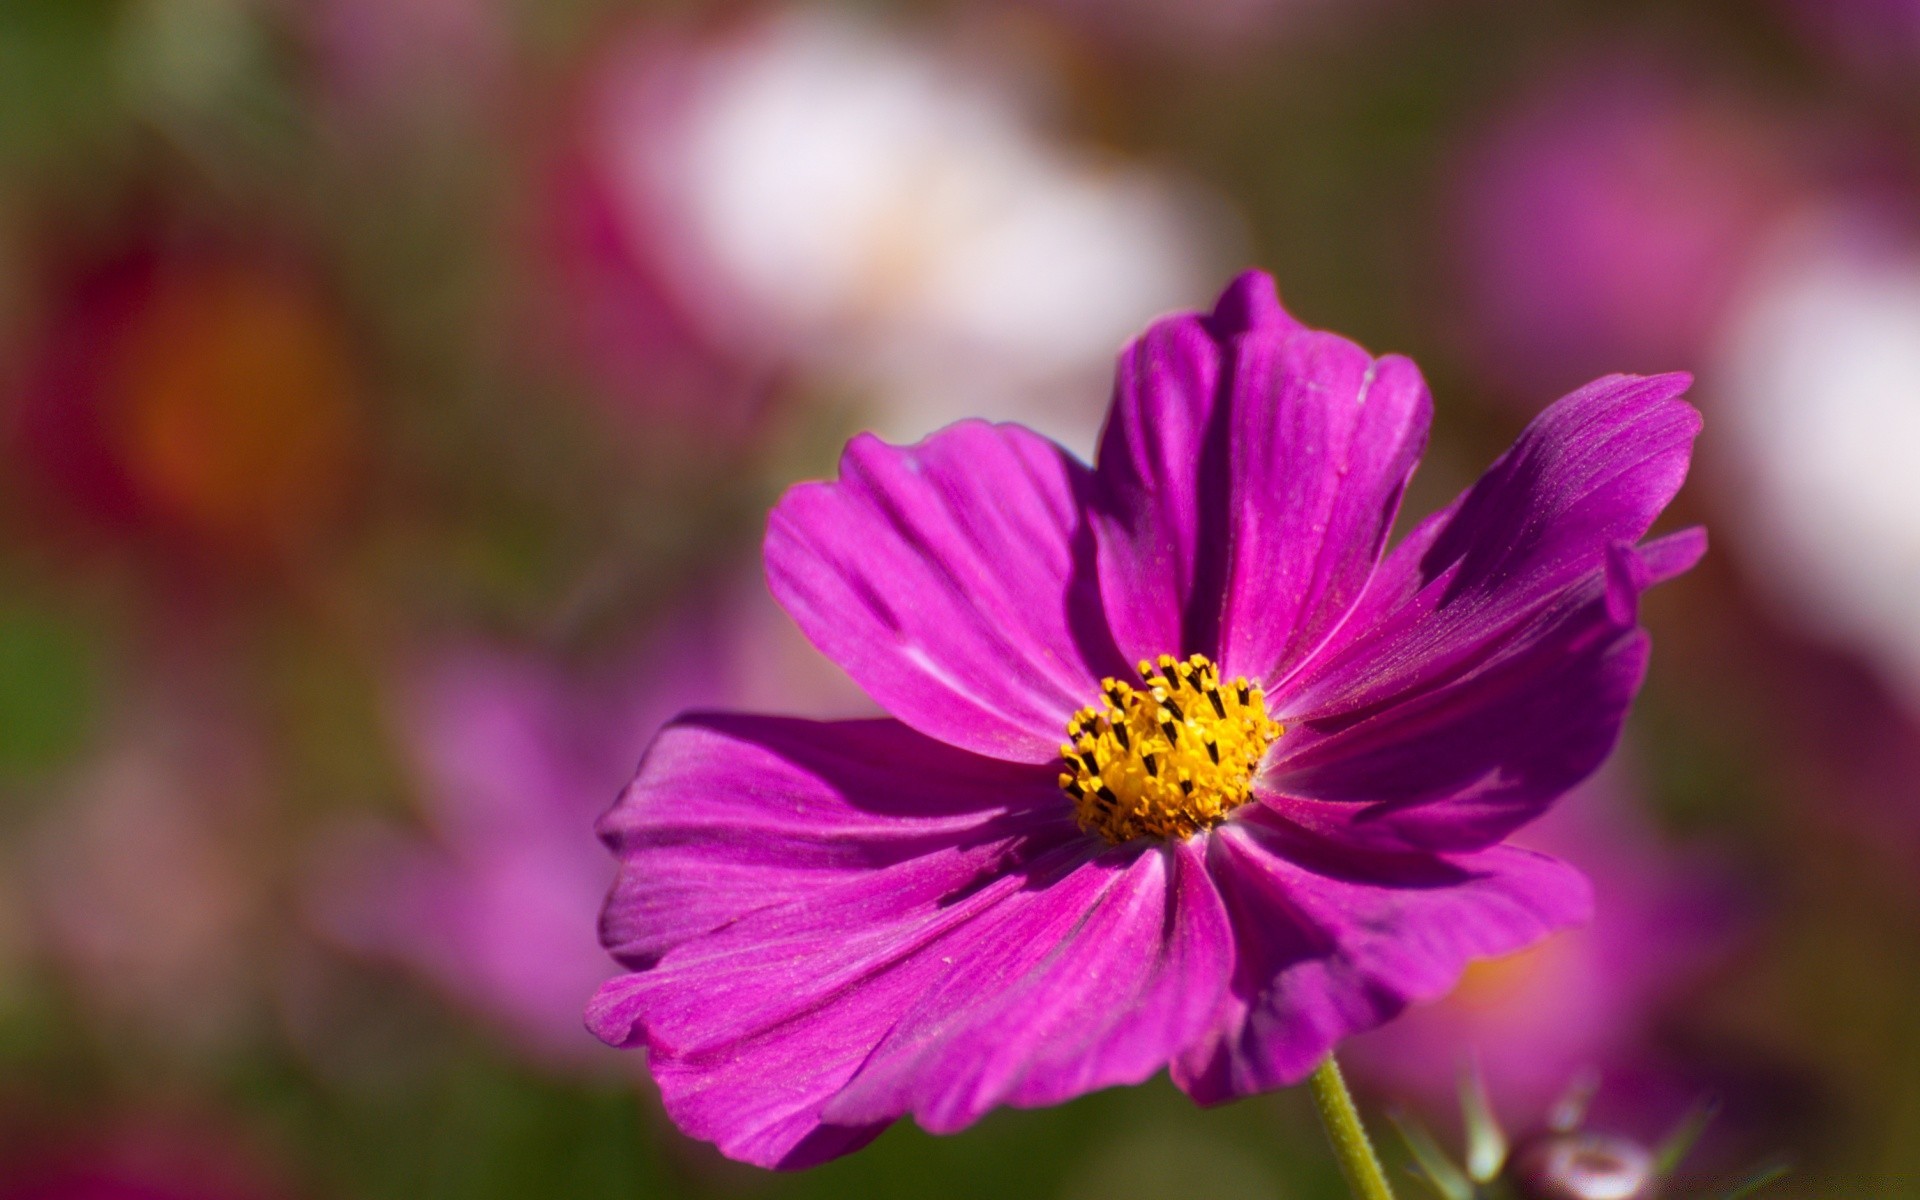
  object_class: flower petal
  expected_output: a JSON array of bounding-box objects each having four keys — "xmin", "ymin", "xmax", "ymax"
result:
[
  {"xmin": 596, "ymin": 832, "xmax": 1164, "ymax": 1168},
  {"xmin": 1263, "ymin": 531, "xmax": 1701, "ymax": 852},
  {"xmin": 1091, "ymin": 271, "xmax": 1430, "ymax": 677},
  {"xmin": 1215, "ymin": 336, "xmax": 1431, "ymax": 683},
  {"xmin": 590, "ymin": 712, "xmax": 1178, "ymax": 1168},
  {"xmin": 591, "ymin": 954, "xmax": 895, "ymax": 1166},
  {"xmin": 596, "ymin": 713, "xmax": 1073, "ymax": 969},
  {"xmin": 589, "ymin": 720, "xmax": 1239, "ymax": 1168},
  {"xmin": 1172, "ymin": 813, "xmax": 1591, "ymax": 1104},
  {"xmin": 1259, "ymin": 374, "xmax": 1702, "ymax": 852},
  {"xmin": 1280, "ymin": 372, "xmax": 1701, "ymax": 710},
  {"xmin": 1089, "ymin": 308, "xmax": 1234, "ymax": 664},
  {"xmin": 766, "ymin": 421, "xmax": 1124, "ymax": 763},
  {"xmin": 820, "ymin": 837, "xmax": 1233, "ymax": 1135}
]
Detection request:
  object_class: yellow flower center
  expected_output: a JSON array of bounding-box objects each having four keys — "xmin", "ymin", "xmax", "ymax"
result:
[{"xmin": 1059, "ymin": 653, "xmax": 1283, "ymax": 844}]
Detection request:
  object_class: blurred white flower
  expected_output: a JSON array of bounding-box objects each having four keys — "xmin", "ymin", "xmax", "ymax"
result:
[
  {"xmin": 1712, "ymin": 206, "xmax": 1920, "ymax": 713},
  {"xmin": 590, "ymin": 9, "xmax": 1236, "ymax": 455}
]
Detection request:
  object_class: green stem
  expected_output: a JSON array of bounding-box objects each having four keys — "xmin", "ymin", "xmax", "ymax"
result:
[{"xmin": 1309, "ymin": 1055, "xmax": 1396, "ymax": 1200}]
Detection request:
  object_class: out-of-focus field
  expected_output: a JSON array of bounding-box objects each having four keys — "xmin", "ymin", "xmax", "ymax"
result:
[{"xmin": 3, "ymin": 0, "xmax": 1920, "ymax": 1195}]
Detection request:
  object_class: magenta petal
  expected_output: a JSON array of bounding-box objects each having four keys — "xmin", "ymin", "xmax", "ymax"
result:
[
  {"xmin": 1606, "ymin": 526, "xmax": 1707, "ymax": 625},
  {"xmin": 1091, "ymin": 272, "xmax": 1429, "ymax": 674},
  {"xmin": 597, "ymin": 713, "xmax": 1074, "ymax": 970},
  {"xmin": 1281, "ymin": 372, "xmax": 1701, "ymax": 712},
  {"xmin": 614, "ymin": 838, "xmax": 1238, "ymax": 1166},
  {"xmin": 1258, "ymin": 374, "xmax": 1702, "ymax": 852},
  {"xmin": 766, "ymin": 421, "xmax": 1123, "ymax": 763},
  {"xmin": 601, "ymin": 835, "xmax": 1159, "ymax": 1168},
  {"xmin": 1089, "ymin": 310, "xmax": 1232, "ymax": 664},
  {"xmin": 1215, "ymin": 336, "xmax": 1431, "ymax": 684},
  {"xmin": 1173, "ymin": 813, "xmax": 1592, "ymax": 1103},
  {"xmin": 1263, "ymin": 530, "xmax": 1702, "ymax": 852},
  {"xmin": 1209, "ymin": 268, "xmax": 1305, "ymax": 336},
  {"xmin": 590, "ymin": 712, "xmax": 1129, "ymax": 1168},
  {"xmin": 821, "ymin": 837, "xmax": 1232, "ymax": 1134},
  {"xmin": 1091, "ymin": 270, "xmax": 1303, "ymax": 667}
]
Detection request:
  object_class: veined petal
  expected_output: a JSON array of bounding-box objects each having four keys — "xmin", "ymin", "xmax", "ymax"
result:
[
  {"xmin": 593, "ymin": 273, "xmax": 1703, "ymax": 1172},
  {"xmin": 1090, "ymin": 309, "xmax": 1232, "ymax": 664},
  {"xmin": 1215, "ymin": 335, "xmax": 1431, "ymax": 684},
  {"xmin": 590, "ymin": 712, "xmax": 1219, "ymax": 1169},
  {"xmin": 1172, "ymin": 813, "xmax": 1591, "ymax": 1104},
  {"xmin": 1092, "ymin": 271, "xmax": 1430, "ymax": 676},
  {"xmin": 1262, "ymin": 531, "xmax": 1703, "ymax": 852},
  {"xmin": 766, "ymin": 421, "xmax": 1124, "ymax": 763},
  {"xmin": 1281, "ymin": 372, "xmax": 1701, "ymax": 712},
  {"xmin": 596, "ymin": 713, "xmax": 1072, "ymax": 969},
  {"xmin": 821, "ymin": 837, "xmax": 1233, "ymax": 1134},
  {"xmin": 593, "ymin": 834, "xmax": 1199, "ymax": 1168},
  {"xmin": 1257, "ymin": 374, "xmax": 1703, "ymax": 852}
]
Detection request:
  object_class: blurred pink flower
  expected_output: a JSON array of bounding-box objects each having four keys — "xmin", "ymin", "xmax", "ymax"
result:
[
  {"xmin": 310, "ymin": 650, "xmax": 654, "ymax": 1064},
  {"xmin": 307, "ymin": 577, "xmax": 870, "ymax": 1065},
  {"xmin": 1345, "ymin": 766, "xmax": 1735, "ymax": 1124},
  {"xmin": 551, "ymin": 8, "xmax": 1234, "ymax": 455},
  {"xmin": 1449, "ymin": 60, "xmax": 1798, "ymax": 403}
]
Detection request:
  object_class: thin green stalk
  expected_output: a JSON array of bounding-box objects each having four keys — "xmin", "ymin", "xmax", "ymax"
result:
[{"xmin": 1309, "ymin": 1055, "xmax": 1396, "ymax": 1200}]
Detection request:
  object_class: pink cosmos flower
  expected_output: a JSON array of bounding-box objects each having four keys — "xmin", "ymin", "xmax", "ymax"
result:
[
  {"xmin": 588, "ymin": 270, "xmax": 1704, "ymax": 1168},
  {"xmin": 310, "ymin": 581, "xmax": 871, "ymax": 1063},
  {"xmin": 311, "ymin": 646, "xmax": 664, "ymax": 1065},
  {"xmin": 1449, "ymin": 60, "xmax": 1795, "ymax": 402}
]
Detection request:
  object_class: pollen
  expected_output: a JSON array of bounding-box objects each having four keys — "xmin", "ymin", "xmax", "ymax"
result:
[{"xmin": 1059, "ymin": 653, "xmax": 1283, "ymax": 843}]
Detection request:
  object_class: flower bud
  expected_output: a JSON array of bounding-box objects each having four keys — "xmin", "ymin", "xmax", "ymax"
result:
[{"xmin": 1507, "ymin": 1131, "xmax": 1658, "ymax": 1200}]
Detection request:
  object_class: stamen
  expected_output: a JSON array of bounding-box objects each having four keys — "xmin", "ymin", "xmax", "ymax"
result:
[{"xmin": 1060, "ymin": 652, "xmax": 1283, "ymax": 843}]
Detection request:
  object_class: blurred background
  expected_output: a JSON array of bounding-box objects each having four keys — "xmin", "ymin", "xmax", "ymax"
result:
[{"xmin": 1, "ymin": 0, "xmax": 1918, "ymax": 1195}]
